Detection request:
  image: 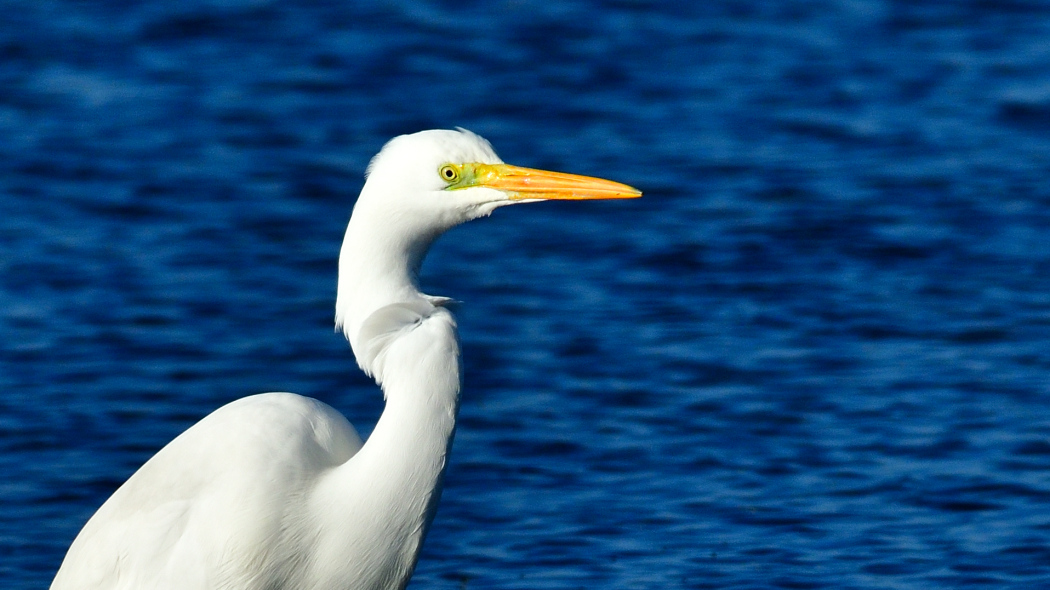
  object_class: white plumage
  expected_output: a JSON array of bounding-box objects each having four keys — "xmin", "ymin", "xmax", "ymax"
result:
[{"xmin": 51, "ymin": 129, "xmax": 640, "ymax": 590}]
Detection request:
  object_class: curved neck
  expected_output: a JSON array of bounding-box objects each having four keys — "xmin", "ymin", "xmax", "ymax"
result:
[
  {"xmin": 312, "ymin": 317, "xmax": 460, "ymax": 588},
  {"xmin": 335, "ymin": 198, "xmax": 442, "ymax": 364},
  {"xmin": 318, "ymin": 199, "xmax": 464, "ymax": 588}
]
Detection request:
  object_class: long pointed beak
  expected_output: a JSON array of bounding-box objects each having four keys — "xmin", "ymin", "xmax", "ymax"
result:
[{"xmin": 467, "ymin": 163, "xmax": 642, "ymax": 200}]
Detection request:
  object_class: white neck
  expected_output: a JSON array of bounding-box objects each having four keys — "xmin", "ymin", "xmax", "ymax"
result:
[
  {"xmin": 311, "ymin": 351, "xmax": 459, "ymax": 588},
  {"xmin": 314, "ymin": 197, "xmax": 463, "ymax": 588},
  {"xmin": 335, "ymin": 195, "xmax": 446, "ymax": 369}
]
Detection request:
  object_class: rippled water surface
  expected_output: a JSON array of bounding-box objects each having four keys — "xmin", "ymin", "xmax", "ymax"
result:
[{"xmin": 4, "ymin": 1, "xmax": 1050, "ymax": 588}]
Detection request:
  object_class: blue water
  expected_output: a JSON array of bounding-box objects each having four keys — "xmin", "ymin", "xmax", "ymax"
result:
[{"xmin": 3, "ymin": 1, "xmax": 1050, "ymax": 588}]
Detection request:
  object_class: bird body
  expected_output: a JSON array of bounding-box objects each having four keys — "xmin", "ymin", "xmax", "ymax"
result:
[
  {"xmin": 53, "ymin": 393, "xmax": 365, "ymax": 589},
  {"xmin": 51, "ymin": 129, "xmax": 639, "ymax": 589}
]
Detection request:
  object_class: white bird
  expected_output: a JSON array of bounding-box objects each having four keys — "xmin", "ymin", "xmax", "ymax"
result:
[{"xmin": 50, "ymin": 128, "xmax": 641, "ymax": 590}]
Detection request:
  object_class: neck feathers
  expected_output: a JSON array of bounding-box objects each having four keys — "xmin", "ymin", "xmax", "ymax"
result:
[
  {"xmin": 313, "ymin": 299, "xmax": 461, "ymax": 589},
  {"xmin": 335, "ymin": 195, "xmax": 442, "ymax": 368},
  {"xmin": 334, "ymin": 195, "xmax": 461, "ymax": 403},
  {"xmin": 355, "ymin": 300, "xmax": 460, "ymax": 405}
]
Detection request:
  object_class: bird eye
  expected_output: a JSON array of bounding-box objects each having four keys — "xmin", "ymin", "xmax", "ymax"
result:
[{"xmin": 438, "ymin": 165, "xmax": 459, "ymax": 183}]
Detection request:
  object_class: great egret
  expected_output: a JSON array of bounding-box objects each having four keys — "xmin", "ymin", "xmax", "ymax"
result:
[{"xmin": 50, "ymin": 129, "xmax": 641, "ymax": 590}]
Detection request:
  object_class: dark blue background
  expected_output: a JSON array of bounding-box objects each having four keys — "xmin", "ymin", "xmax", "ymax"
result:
[{"xmin": 3, "ymin": 1, "xmax": 1050, "ymax": 588}]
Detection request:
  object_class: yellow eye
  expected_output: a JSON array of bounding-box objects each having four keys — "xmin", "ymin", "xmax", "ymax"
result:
[{"xmin": 438, "ymin": 164, "xmax": 459, "ymax": 183}]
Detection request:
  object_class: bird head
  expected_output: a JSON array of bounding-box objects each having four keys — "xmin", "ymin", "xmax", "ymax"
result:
[{"xmin": 355, "ymin": 128, "xmax": 641, "ymax": 234}]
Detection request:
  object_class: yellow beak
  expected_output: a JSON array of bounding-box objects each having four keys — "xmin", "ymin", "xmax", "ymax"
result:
[{"xmin": 459, "ymin": 163, "xmax": 642, "ymax": 200}]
